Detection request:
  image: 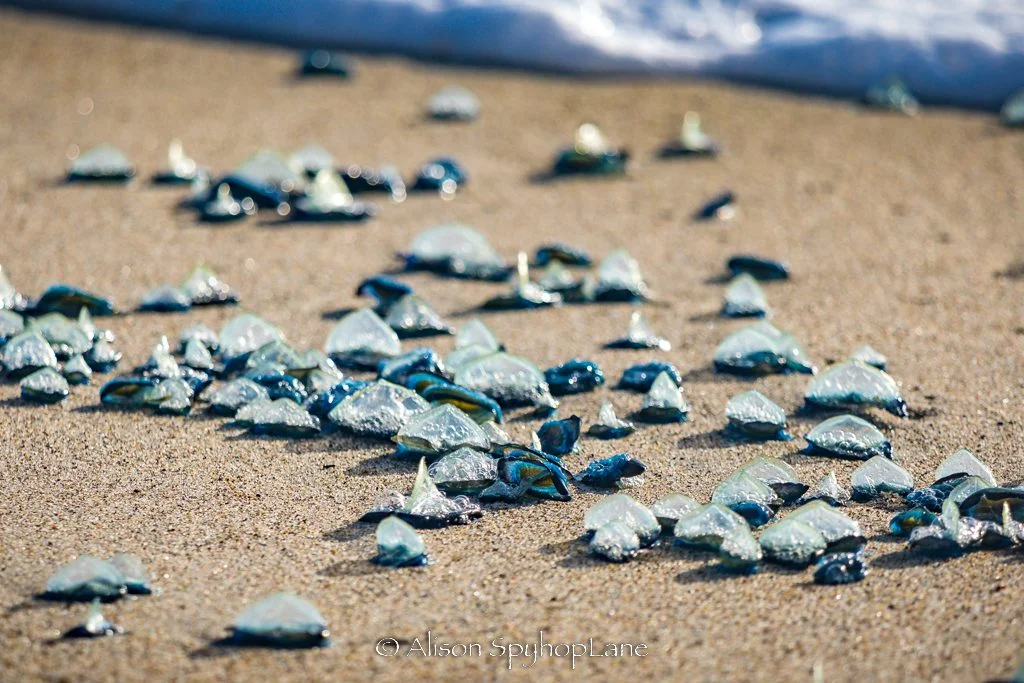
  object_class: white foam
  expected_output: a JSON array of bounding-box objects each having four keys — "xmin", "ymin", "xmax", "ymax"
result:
[{"xmin": 26, "ymin": 0, "xmax": 1024, "ymax": 108}]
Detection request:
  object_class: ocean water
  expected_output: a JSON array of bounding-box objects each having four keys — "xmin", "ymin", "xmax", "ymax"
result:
[{"xmin": 12, "ymin": 0, "xmax": 1024, "ymax": 109}]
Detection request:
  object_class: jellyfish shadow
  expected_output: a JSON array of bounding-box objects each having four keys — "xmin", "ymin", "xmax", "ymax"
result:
[
  {"xmin": 676, "ymin": 429, "xmax": 751, "ymax": 451},
  {"xmin": 343, "ymin": 451, "xmax": 417, "ymax": 477},
  {"xmin": 320, "ymin": 307, "xmax": 359, "ymax": 321},
  {"xmin": 868, "ymin": 547, "xmax": 955, "ymax": 571},
  {"xmin": 322, "ymin": 517, "xmax": 376, "ymax": 542}
]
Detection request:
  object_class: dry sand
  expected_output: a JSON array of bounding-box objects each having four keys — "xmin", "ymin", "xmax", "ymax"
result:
[{"xmin": 1, "ymin": 10, "xmax": 1024, "ymax": 682}]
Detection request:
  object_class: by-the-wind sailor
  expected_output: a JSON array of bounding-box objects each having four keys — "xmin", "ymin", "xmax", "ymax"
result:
[
  {"xmin": 152, "ymin": 139, "xmax": 198, "ymax": 184},
  {"xmin": 183, "ymin": 338, "xmax": 215, "ymax": 371},
  {"xmin": 144, "ymin": 378, "xmax": 194, "ymax": 415},
  {"xmin": 32, "ymin": 285, "xmax": 116, "ymax": 317},
  {"xmin": 427, "ymin": 85, "xmax": 480, "ymax": 121},
  {"xmin": 725, "ymin": 390, "xmax": 791, "ymax": 440},
  {"xmin": 544, "ymin": 359, "xmax": 604, "ymax": 396},
  {"xmin": 21, "ymin": 367, "xmax": 70, "ymax": 404},
  {"xmin": 360, "ymin": 458, "xmax": 482, "ymax": 527},
  {"xmin": 385, "ymin": 294, "xmax": 453, "ymax": 338},
  {"xmin": 661, "ymin": 112, "xmax": 719, "ymax": 158},
  {"xmin": 694, "ymin": 190, "xmax": 735, "ymax": 221},
  {"xmin": 325, "ymin": 309, "xmax": 401, "ymax": 370},
  {"xmin": 1002, "ymin": 90, "xmax": 1024, "ymax": 127},
  {"xmin": 804, "ymin": 360, "xmax": 908, "ymax": 417},
  {"xmin": 552, "ymin": 122, "xmax": 628, "ymax": 176},
  {"xmin": 536, "ymin": 261, "xmax": 581, "ymax": 295},
  {"xmin": 589, "ymin": 521, "xmax": 640, "ymax": 562},
  {"xmin": 722, "ymin": 274, "xmax": 769, "ymax": 318},
  {"xmin": 864, "ymin": 75, "xmax": 919, "ymax": 115},
  {"xmin": 851, "ymin": 454, "xmax": 917, "ymax": 501},
  {"xmin": 235, "ymin": 149, "xmax": 302, "ymax": 192},
  {"xmin": 634, "ymin": 371, "xmax": 689, "ymax": 423},
  {"xmin": 587, "ymin": 402, "xmax": 635, "ymax": 439},
  {"xmin": 290, "ymin": 170, "xmax": 375, "ymax": 222},
  {"xmin": 300, "ymin": 49, "xmax": 351, "ymax": 77},
  {"xmin": 617, "ymin": 361, "xmax": 681, "ymax": 392},
  {"xmin": 99, "ymin": 377, "xmax": 158, "ymax": 407},
  {"xmin": 428, "ymin": 447, "xmax": 497, "ymax": 494},
  {"xmin": 711, "ymin": 471, "xmax": 781, "ymax": 527},
  {"xmin": 182, "ymin": 265, "xmax": 239, "ymax": 307},
  {"xmin": 304, "ymin": 379, "xmax": 366, "ymax": 419},
  {"xmin": 575, "ymin": 454, "xmax": 646, "ymax": 488},
  {"xmin": 200, "ymin": 184, "xmax": 249, "ymax": 223},
  {"xmin": 958, "ymin": 487, "xmax": 1024, "ymax": 522},
  {"xmin": 356, "ymin": 275, "xmax": 412, "ymax": 315},
  {"xmin": 411, "ymin": 156, "xmax": 467, "ymax": 196},
  {"xmin": 758, "ymin": 518, "xmax": 827, "ymax": 567},
  {"xmin": 481, "ymin": 253, "xmax": 561, "ymax": 310},
  {"xmin": 394, "ymin": 404, "xmax": 489, "ymax": 457},
  {"xmin": 402, "ymin": 224, "xmax": 509, "ymax": 281},
  {"xmin": 108, "ymin": 553, "xmax": 152, "ymax": 595},
  {"xmin": 935, "ymin": 448, "xmax": 995, "ymax": 486},
  {"xmin": 454, "ymin": 352, "xmax": 557, "ymax": 410},
  {"xmin": 605, "ymin": 310, "xmax": 670, "ymax": 350},
  {"xmin": 889, "ymin": 507, "xmax": 939, "ymax": 536},
  {"xmin": 535, "ymin": 415, "xmax": 581, "ymax": 455},
  {"xmin": 455, "ymin": 318, "xmax": 500, "ymax": 352},
  {"xmin": 42, "ymin": 555, "xmax": 126, "ymax": 601},
  {"xmin": 63, "ymin": 600, "xmax": 125, "ymax": 639},
  {"xmin": 27, "ymin": 314, "xmax": 89, "ymax": 361},
  {"xmin": 139, "ymin": 285, "xmax": 191, "ymax": 313},
  {"xmin": 329, "ymin": 380, "xmax": 430, "ymax": 438},
  {"xmin": 908, "ymin": 498, "xmax": 968, "ymax": 557},
  {"xmin": 342, "ymin": 165, "xmax": 406, "ymax": 201},
  {"xmin": 535, "ymin": 243, "xmax": 592, "ymax": 267},
  {"xmin": 727, "ymin": 255, "xmax": 790, "ymax": 281},
  {"xmin": 138, "ymin": 336, "xmax": 180, "ymax": 379},
  {"xmin": 674, "ymin": 504, "xmax": 748, "ymax": 550},
  {"xmin": 290, "ymin": 143, "xmax": 335, "ymax": 176},
  {"xmin": 229, "ymin": 593, "xmax": 329, "ymax": 648},
  {"xmin": 650, "ymin": 493, "xmax": 700, "ymax": 531},
  {"xmin": 814, "ymin": 552, "xmax": 868, "ymax": 585},
  {"xmin": 248, "ymin": 398, "xmax": 320, "ymax": 438},
  {"xmin": 584, "ymin": 493, "xmax": 660, "ymax": 547},
  {"xmin": 219, "ymin": 314, "xmax": 283, "ymax": 363},
  {"xmin": 0, "ymin": 309, "xmax": 24, "ymax": 342},
  {"xmin": 63, "ymin": 354, "xmax": 93, "ymax": 385},
  {"xmin": 488, "ymin": 454, "xmax": 571, "ymax": 502},
  {"xmin": 378, "ymin": 348, "xmax": 445, "ymax": 387},
  {"xmin": 207, "ymin": 378, "xmax": 270, "ymax": 416},
  {"xmin": 742, "ymin": 457, "xmax": 807, "ymax": 505},
  {"xmin": 798, "ymin": 471, "xmax": 850, "ymax": 507},
  {"xmin": 719, "ymin": 525, "xmax": 762, "ymax": 574},
  {"xmin": 0, "ymin": 265, "xmax": 26, "ymax": 311},
  {"xmin": 29, "ymin": 313, "xmax": 92, "ymax": 359},
  {"xmin": 2, "ymin": 331, "xmax": 58, "ymax": 378},
  {"xmin": 375, "ymin": 516, "xmax": 428, "ymax": 567},
  {"xmin": 805, "ymin": 414, "xmax": 891, "ymax": 460},
  {"xmin": 592, "ymin": 249, "xmax": 649, "ymax": 302},
  {"xmin": 851, "ymin": 345, "xmax": 887, "ymax": 370},
  {"xmin": 67, "ymin": 145, "xmax": 135, "ymax": 182},
  {"xmin": 788, "ymin": 501, "xmax": 865, "ymax": 552},
  {"xmin": 714, "ymin": 321, "xmax": 814, "ymax": 375},
  {"xmin": 417, "ymin": 379, "xmax": 502, "ymax": 425}
]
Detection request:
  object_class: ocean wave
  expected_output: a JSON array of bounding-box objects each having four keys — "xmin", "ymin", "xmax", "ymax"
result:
[{"xmin": 11, "ymin": 0, "xmax": 1024, "ymax": 108}]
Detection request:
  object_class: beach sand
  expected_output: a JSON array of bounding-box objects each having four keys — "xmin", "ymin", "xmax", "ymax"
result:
[{"xmin": 1, "ymin": 10, "xmax": 1023, "ymax": 682}]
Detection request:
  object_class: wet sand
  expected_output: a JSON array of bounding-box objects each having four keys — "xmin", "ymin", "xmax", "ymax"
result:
[{"xmin": 1, "ymin": 10, "xmax": 1024, "ymax": 682}]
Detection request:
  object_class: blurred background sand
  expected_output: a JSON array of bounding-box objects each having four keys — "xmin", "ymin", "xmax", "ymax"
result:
[{"xmin": 1, "ymin": 10, "xmax": 1023, "ymax": 682}]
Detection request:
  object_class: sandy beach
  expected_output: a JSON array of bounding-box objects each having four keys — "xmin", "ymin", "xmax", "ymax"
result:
[{"xmin": 1, "ymin": 10, "xmax": 1023, "ymax": 682}]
